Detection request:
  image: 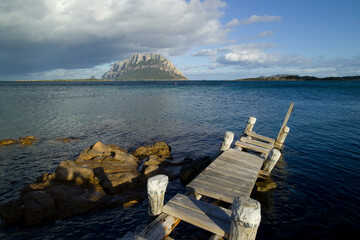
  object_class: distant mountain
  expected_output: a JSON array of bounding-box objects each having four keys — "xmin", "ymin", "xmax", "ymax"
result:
[
  {"xmin": 102, "ymin": 53, "xmax": 188, "ymax": 80},
  {"xmin": 235, "ymin": 74, "xmax": 360, "ymax": 81}
]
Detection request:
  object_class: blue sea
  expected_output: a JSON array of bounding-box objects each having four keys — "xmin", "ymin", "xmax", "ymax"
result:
[{"xmin": 0, "ymin": 80, "xmax": 359, "ymax": 239}]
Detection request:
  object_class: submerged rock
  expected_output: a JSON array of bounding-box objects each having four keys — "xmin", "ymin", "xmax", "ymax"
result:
[
  {"xmin": 18, "ymin": 136, "xmax": 37, "ymax": 145},
  {"xmin": 255, "ymin": 178, "xmax": 277, "ymax": 192},
  {"xmin": 0, "ymin": 136, "xmax": 37, "ymax": 146},
  {"xmin": 0, "ymin": 139, "xmax": 17, "ymax": 145}
]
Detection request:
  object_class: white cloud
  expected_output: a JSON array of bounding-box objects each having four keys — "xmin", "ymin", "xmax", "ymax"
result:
[
  {"xmin": 226, "ymin": 15, "xmax": 282, "ymax": 27},
  {"xmin": 0, "ymin": 0, "xmax": 227, "ymax": 77}
]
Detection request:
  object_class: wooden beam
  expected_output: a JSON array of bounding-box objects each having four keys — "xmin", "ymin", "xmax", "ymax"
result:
[
  {"xmin": 240, "ymin": 137, "xmax": 274, "ymax": 149},
  {"xmin": 275, "ymin": 102, "xmax": 294, "ymax": 143},
  {"xmin": 246, "ymin": 131, "xmax": 275, "ymax": 144},
  {"xmin": 234, "ymin": 141, "xmax": 270, "ymax": 154}
]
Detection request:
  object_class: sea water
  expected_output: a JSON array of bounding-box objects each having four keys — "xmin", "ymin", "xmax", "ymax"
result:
[{"xmin": 0, "ymin": 80, "xmax": 359, "ymax": 239}]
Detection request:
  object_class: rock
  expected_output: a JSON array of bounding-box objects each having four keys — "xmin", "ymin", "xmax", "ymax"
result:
[
  {"xmin": 0, "ymin": 138, "xmax": 17, "ymax": 145},
  {"xmin": 133, "ymin": 141, "xmax": 172, "ymax": 160},
  {"xmin": 0, "ymin": 199, "xmax": 24, "ymax": 225},
  {"xmin": 20, "ymin": 191, "xmax": 56, "ymax": 226},
  {"xmin": 18, "ymin": 136, "xmax": 37, "ymax": 145},
  {"xmin": 180, "ymin": 156, "xmax": 212, "ymax": 185},
  {"xmin": 102, "ymin": 53, "xmax": 188, "ymax": 81},
  {"xmin": 255, "ymin": 178, "xmax": 277, "ymax": 192},
  {"xmin": 143, "ymin": 155, "xmax": 165, "ymax": 166},
  {"xmin": 144, "ymin": 165, "xmax": 159, "ymax": 177},
  {"xmin": 0, "ymin": 140, "xmax": 175, "ymax": 227},
  {"xmin": 55, "ymin": 160, "xmax": 95, "ymax": 185}
]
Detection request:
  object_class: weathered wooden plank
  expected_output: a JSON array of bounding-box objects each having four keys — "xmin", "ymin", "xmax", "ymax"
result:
[
  {"xmin": 275, "ymin": 102, "xmax": 294, "ymax": 143},
  {"xmin": 225, "ymin": 148, "xmax": 265, "ymax": 163},
  {"xmin": 227, "ymin": 148, "xmax": 266, "ymax": 160},
  {"xmin": 140, "ymin": 212, "xmax": 181, "ymax": 240},
  {"xmin": 246, "ymin": 131, "xmax": 275, "ymax": 143},
  {"xmin": 200, "ymin": 168, "xmax": 254, "ymax": 185},
  {"xmin": 240, "ymin": 137, "xmax": 274, "ymax": 149},
  {"xmin": 214, "ymin": 155, "xmax": 263, "ymax": 172},
  {"xmin": 187, "ymin": 178, "xmax": 249, "ymax": 202},
  {"xmin": 168, "ymin": 194, "xmax": 232, "ymax": 221},
  {"xmin": 207, "ymin": 161, "xmax": 259, "ymax": 178},
  {"xmin": 163, "ymin": 201, "xmax": 231, "ymax": 238},
  {"xmin": 140, "ymin": 192, "xmax": 199, "ymax": 240},
  {"xmin": 234, "ymin": 141, "xmax": 270, "ymax": 154},
  {"xmin": 193, "ymin": 174, "xmax": 251, "ymax": 194}
]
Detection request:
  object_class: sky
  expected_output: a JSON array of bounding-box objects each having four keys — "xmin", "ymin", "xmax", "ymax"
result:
[{"xmin": 0, "ymin": 0, "xmax": 359, "ymax": 80}]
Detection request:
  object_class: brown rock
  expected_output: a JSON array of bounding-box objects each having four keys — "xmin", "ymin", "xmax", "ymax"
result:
[
  {"xmin": 133, "ymin": 141, "xmax": 172, "ymax": 160},
  {"xmin": 18, "ymin": 136, "xmax": 37, "ymax": 145},
  {"xmin": 20, "ymin": 191, "xmax": 56, "ymax": 226},
  {"xmin": 143, "ymin": 155, "xmax": 165, "ymax": 166},
  {"xmin": 0, "ymin": 199, "xmax": 24, "ymax": 225},
  {"xmin": 55, "ymin": 160, "xmax": 95, "ymax": 185},
  {"xmin": 256, "ymin": 178, "xmax": 277, "ymax": 192},
  {"xmin": 0, "ymin": 138, "xmax": 17, "ymax": 145}
]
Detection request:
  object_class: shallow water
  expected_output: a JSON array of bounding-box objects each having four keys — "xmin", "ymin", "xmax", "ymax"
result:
[{"xmin": 0, "ymin": 80, "xmax": 359, "ymax": 239}]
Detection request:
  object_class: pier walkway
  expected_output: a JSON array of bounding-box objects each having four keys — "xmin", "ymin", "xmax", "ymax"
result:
[{"xmin": 123, "ymin": 103, "xmax": 294, "ymax": 240}]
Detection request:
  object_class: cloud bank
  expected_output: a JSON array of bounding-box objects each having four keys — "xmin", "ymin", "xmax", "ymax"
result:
[
  {"xmin": 226, "ymin": 15, "xmax": 282, "ymax": 27},
  {"xmin": 0, "ymin": 0, "xmax": 227, "ymax": 77}
]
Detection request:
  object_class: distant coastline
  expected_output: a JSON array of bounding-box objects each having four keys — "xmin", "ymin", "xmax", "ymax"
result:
[{"xmin": 235, "ymin": 74, "xmax": 360, "ymax": 81}]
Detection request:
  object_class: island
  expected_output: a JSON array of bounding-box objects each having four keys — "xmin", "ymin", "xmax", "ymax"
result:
[
  {"xmin": 235, "ymin": 74, "xmax": 360, "ymax": 81},
  {"xmin": 102, "ymin": 53, "xmax": 188, "ymax": 81}
]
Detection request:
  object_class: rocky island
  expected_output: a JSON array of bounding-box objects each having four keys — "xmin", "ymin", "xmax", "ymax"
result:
[
  {"xmin": 235, "ymin": 74, "xmax": 360, "ymax": 81},
  {"xmin": 102, "ymin": 53, "xmax": 188, "ymax": 81}
]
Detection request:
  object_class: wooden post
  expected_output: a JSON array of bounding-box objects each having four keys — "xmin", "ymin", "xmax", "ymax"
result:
[
  {"xmin": 274, "ymin": 126, "xmax": 290, "ymax": 149},
  {"xmin": 220, "ymin": 131, "xmax": 234, "ymax": 151},
  {"xmin": 262, "ymin": 149, "xmax": 281, "ymax": 174},
  {"xmin": 229, "ymin": 197, "xmax": 261, "ymax": 240},
  {"xmin": 147, "ymin": 174, "xmax": 169, "ymax": 217},
  {"xmin": 244, "ymin": 117, "xmax": 256, "ymax": 134}
]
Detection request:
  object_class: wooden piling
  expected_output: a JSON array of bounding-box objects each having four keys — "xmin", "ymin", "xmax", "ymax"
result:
[
  {"xmin": 220, "ymin": 131, "xmax": 235, "ymax": 151},
  {"xmin": 244, "ymin": 117, "xmax": 256, "ymax": 134},
  {"xmin": 262, "ymin": 148, "xmax": 281, "ymax": 174},
  {"xmin": 147, "ymin": 174, "xmax": 169, "ymax": 217},
  {"xmin": 229, "ymin": 197, "xmax": 261, "ymax": 240},
  {"xmin": 274, "ymin": 126, "xmax": 290, "ymax": 149}
]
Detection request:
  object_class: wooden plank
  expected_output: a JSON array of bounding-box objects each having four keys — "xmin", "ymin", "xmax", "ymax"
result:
[
  {"xmin": 200, "ymin": 167, "xmax": 255, "ymax": 185},
  {"xmin": 193, "ymin": 174, "xmax": 251, "ymax": 194},
  {"xmin": 221, "ymin": 150, "xmax": 264, "ymax": 164},
  {"xmin": 140, "ymin": 191, "xmax": 199, "ymax": 240},
  {"xmin": 168, "ymin": 194, "xmax": 232, "ymax": 222},
  {"xmin": 162, "ymin": 201, "xmax": 231, "ymax": 238},
  {"xmin": 246, "ymin": 131, "xmax": 275, "ymax": 143},
  {"xmin": 227, "ymin": 148, "xmax": 266, "ymax": 161},
  {"xmin": 208, "ymin": 160, "xmax": 260, "ymax": 177},
  {"xmin": 240, "ymin": 137, "xmax": 274, "ymax": 149},
  {"xmin": 235, "ymin": 141, "xmax": 270, "ymax": 154},
  {"xmin": 216, "ymin": 154, "xmax": 263, "ymax": 172},
  {"xmin": 276, "ymin": 102, "xmax": 294, "ymax": 143},
  {"xmin": 186, "ymin": 182, "xmax": 242, "ymax": 203}
]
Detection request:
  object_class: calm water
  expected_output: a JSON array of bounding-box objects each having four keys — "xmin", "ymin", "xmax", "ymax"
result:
[{"xmin": 0, "ymin": 81, "xmax": 359, "ymax": 239}]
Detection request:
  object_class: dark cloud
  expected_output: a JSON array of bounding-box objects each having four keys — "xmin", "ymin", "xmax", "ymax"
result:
[{"xmin": 0, "ymin": 0, "xmax": 227, "ymax": 77}]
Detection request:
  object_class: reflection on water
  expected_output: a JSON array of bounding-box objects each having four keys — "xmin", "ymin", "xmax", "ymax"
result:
[{"xmin": 0, "ymin": 81, "xmax": 360, "ymax": 239}]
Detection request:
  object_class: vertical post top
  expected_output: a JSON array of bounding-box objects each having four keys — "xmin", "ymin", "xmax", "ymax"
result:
[
  {"xmin": 268, "ymin": 149, "xmax": 281, "ymax": 162},
  {"xmin": 232, "ymin": 197, "xmax": 261, "ymax": 228},
  {"xmin": 248, "ymin": 117, "xmax": 257, "ymax": 125},
  {"xmin": 147, "ymin": 174, "xmax": 169, "ymax": 193}
]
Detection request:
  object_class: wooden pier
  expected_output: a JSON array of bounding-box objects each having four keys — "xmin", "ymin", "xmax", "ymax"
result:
[{"xmin": 122, "ymin": 103, "xmax": 294, "ymax": 240}]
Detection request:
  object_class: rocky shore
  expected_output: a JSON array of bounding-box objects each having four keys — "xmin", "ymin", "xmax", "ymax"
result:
[{"xmin": 0, "ymin": 141, "xmax": 181, "ymax": 227}]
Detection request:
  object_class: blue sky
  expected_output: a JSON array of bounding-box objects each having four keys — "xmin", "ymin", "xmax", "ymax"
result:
[{"xmin": 0, "ymin": 0, "xmax": 359, "ymax": 80}]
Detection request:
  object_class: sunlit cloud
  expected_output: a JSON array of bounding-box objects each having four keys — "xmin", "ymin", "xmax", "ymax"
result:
[{"xmin": 226, "ymin": 15, "xmax": 282, "ymax": 27}]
